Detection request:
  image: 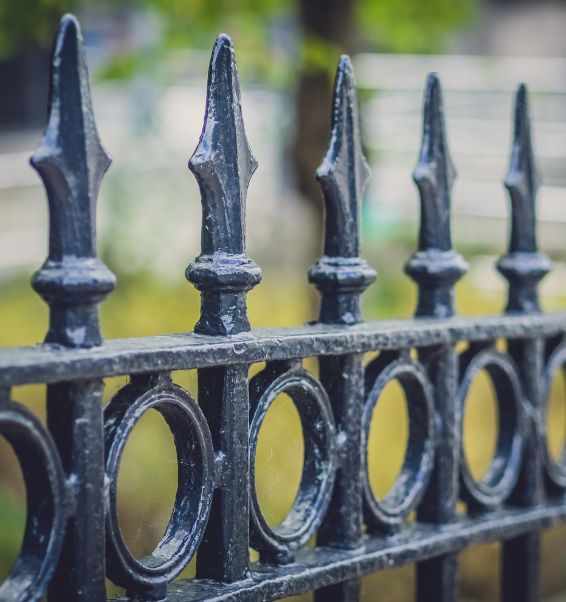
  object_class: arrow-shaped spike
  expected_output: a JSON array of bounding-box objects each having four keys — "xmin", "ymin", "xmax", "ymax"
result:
[
  {"xmin": 30, "ymin": 14, "xmax": 115, "ymax": 348},
  {"xmin": 317, "ymin": 55, "xmax": 370, "ymax": 258},
  {"xmin": 189, "ymin": 33, "xmax": 257, "ymax": 256},
  {"xmin": 497, "ymin": 83, "xmax": 551, "ymax": 314},
  {"xmin": 405, "ymin": 74, "xmax": 466, "ymax": 318},
  {"xmin": 31, "ymin": 14, "xmax": 111, "ymax": 261},
  {"xmin": 505, "ymin": 83, "xmax": 539, "ymax": 253},
  {"xmin": 413, "ymin": 73, "xmax": 456, "ymax": 252}
]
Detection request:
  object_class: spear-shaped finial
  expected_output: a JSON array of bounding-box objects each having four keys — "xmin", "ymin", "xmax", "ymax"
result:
[
  {"xmin": 187, "ymin": 34, "xmax": 261, "ymax": 335},
  {"xmin": 308, "ymin": 56, "xmax": 376, "ymax": 325},
  {"xmin": 405, "ymin": 73, "xmax": 467, "ymax": 318},
  {"xmin": 497, "ymin": 84, "xmax": 552, "ymax": 314},
  {"xmin": 31, "ymin": 14, "xmax": 115, "ymax": 347}
]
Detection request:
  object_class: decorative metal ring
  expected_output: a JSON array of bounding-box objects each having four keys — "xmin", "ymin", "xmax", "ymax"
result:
[
  {"xmin": 542, "ymin": 342, "xmax": 566, "ymax": 489},
  {"xmin": 0, "ymin": 401, "xmax": 66, "ymax": 602},
  {"xmin": 104, "ymin": 377, "xmax": 214, "ymax": 591},
  {"xmin": 362, "ymin": 355, "xmax": 436, "ymax": 528},
  {"xmin": 458, "ymin": 349, "xmax": 525, "ymax": 509},
  {"xmin": 249, "ymin": 363, "xmax": 336, "ymax": 562}
]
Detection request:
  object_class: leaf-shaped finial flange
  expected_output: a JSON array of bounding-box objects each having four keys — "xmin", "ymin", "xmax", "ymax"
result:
[
  {"xmin": 316, "ymin": 55, "xmax": 370, "ymax": 258},
  {"xmin": 413, "ymin": 73, "xmax": 456, "ymax": 252},
  {"xmin": 189, "ymin": 33, "xmax": 258, "ymax": 256},
  {"xmin": 31, "ymin": 14, "xmax": 111, "ymax": 261},
  {"xmin": 497, "ymin": 83, "xmax": 551, "ymax": 314},
  {"xmin": 30, "ymin": 14, "xmax": 115, "ymax": 347}
]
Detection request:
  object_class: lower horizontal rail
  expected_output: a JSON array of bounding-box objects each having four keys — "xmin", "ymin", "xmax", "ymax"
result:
[{"xmin": 111, "ymin": 500, "xmax": 566, "ymax": 601}]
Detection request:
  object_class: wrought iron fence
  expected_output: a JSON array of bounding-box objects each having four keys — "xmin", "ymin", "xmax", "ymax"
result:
[{"xmin": 0, "ymin": 13, "xmax": 565, "ymax": 602}]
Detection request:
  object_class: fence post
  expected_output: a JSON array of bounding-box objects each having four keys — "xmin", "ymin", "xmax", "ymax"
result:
[
  {"xmin": 30, "ymin": 14, "xmax": 115, "ymax": 601},
  {"xmin": 310, "ymin": 56, "xmax": 376, "ymax": 602},
  {"xmin": 187, "ymin": 34, "xmax": 260, "ymax": 582},
  {"xmin": 406, "ymin": 74, "xmax": 467, "ymax": 602},
  {"xmin": 499, "ymin": 84, "xmax": 551, "ymax": 602}
]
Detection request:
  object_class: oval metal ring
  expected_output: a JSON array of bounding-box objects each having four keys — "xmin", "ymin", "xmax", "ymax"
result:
[
  {"xmin": 362, "ymin": 355, "xmax": 436, "ymax": 528},
  {"xmin": 0, "ymin": 401, "xmax": 66, "ymax": 602},
  {"xmin": 249, "ymin": 363, "xmax": 336, "ymax": 562},
  {"xmin": 104, "ymin": 377, "xmax": 214, "ymax": 591},
  {"xmin": 542, "ymin": 341, "xmax": 566, "ymax": 489},
  {"xmin": 458, "ymin": 349, "xmax": 525, "ymax": 509}
]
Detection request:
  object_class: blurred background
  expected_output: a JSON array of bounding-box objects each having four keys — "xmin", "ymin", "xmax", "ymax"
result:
[{"xmin": 1, "ymin": 0, "xmax": 566, "ymax": 599}]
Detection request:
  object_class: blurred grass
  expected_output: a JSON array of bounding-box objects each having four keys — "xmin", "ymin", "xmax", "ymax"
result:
[{"xmin": 0, "ymin": 259, "xmax": 566, "ymax": 600}]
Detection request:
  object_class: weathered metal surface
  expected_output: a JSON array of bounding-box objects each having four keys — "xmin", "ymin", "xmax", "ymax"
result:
[
  {"xmin": 110, "ymin": 500, "xmax": 566, "ymax": 602},
  {"xmin": 0, "ymin": 12, "xmax": 565, "ymax": 602},
  {"xmin": 30, "ymin": 14, "xmax": 115, "ymax": 349},
  {"xmin": 104, "ymin": 375, "xmax": 214, "ymax": 599},
  {"xmin": 186, "ymin": 33, "xmax": 261, "ymax": 337},
  {"xmin": 308, "ymin": 56, "xmax": 376, "ymax": 326},
  {"xmin": 405, "ymin": 74, "xmax": 467, "ymax": 319},
  {"xmin": 497, "ymin": 84, "xmax": 552, "ymax": 315},
  {"xmin": 1, "ymin": 315, "xmax": 565, "ymax": 387}
]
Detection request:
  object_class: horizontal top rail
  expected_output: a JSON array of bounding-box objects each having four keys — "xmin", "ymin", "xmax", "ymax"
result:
[{"xmin": 0, "ymin": 312, "xmax": 564, "ymax": 387}]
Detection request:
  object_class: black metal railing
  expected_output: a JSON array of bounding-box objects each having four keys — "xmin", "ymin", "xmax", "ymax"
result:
[{"xmin": 0, "ymin": 13, "xmax": 565, "ymax": 602}]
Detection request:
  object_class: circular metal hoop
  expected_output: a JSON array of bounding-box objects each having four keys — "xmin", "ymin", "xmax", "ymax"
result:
[
  {"xmin": 249, "ymin": 363, "xmax": 336, "ymax": 562},
  {"xmin": 0, "ymin": 401, "xmax": 65, "ymax": 602},
  {"xmin": 362, "ymin": 355, "xmax": 436, "ymax": 528},
  {"xmin": 542, "ymin": 342, "xmax": 566, "ymax": 489},
  {"xmin": 104, "ymin": 377, "xmax": 214, "ymax": 591},
  {"xmin": 458, "ymin": 349, "xmax": 525, "ymax": 509}
]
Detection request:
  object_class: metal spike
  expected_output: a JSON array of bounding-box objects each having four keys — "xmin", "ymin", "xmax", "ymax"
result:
[
  {"xmin": 497, "ymin": 83, "xmax": 551, "ymax": 314},
  {"xmin": 308, "ymin": 56, "xmax": 376, "ymax": 325},
  {"xmin": 31, "ymin": 14, "xmax": 115, "ymax": 347},
  {"xmin": 504, "ymin": 83, "xmax": 539, "ymax": 254},
  {"xmin": 187, "ymin": 34, "xmax": 261, "ymax": 335},
  {"xmin": 31, "ymin": 14, "xmax": 111, "ymax": 260},
  {"xmin": 413, "ymin": 73, "xmax": 456, "ymax": 252},
  {"xmin": 405, "ymin": 74, "xmax": 467, "ymax": 318},
  {"xmin": 189, "ymin": 33, "xmax": 258, "ymax": 256},
  {"xmin": 316, "ymin": 55, "xmax": 370, "ymax": 258}
]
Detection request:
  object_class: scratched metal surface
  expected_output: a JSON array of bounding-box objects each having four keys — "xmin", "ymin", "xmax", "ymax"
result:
[{"xmin": 0, "ymin": 13, "xmax": 564, "ymax": 602}]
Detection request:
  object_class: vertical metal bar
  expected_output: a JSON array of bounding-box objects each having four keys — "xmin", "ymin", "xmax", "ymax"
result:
[
  {"xmin": 406, "ymin": 75, "xmax": 466, "ymax": 602},
  {"xmin": 310, "ymin": 56, "xmax": 375, "ymax": 602},
  {"xmin": 30, "ymin": 15, "xmax": 115, "ymax": 601},
  {"xmin": 196, "ymin": 365, "xmax": 251, "ymax": 581},
  {"xmin": 417, "ymin": 344, "xmax": 460, "ymax": 602},
  {"xmin": 187, "ymin": 34, "xmax": 259, "ymax": 582},
  {"xmin": 46, "ymin": 381, "xmax": 107, "ymax": 600},
  {"xmin": 501, "ymin": 338, "xmax": 544, "ymax": 602},
  {"xmin": 498, "ymin": 84, "xmax": 550, "ymax": 602}
]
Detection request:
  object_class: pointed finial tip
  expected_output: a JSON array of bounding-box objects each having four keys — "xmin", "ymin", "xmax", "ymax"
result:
[
  {"xmin": 516, "ymin": 82, "xmax": 528, "ymax": 107},
  {"xmin": 215, "ymin": 33, "xmax": 233, "ymax": 50},
  {"xmin": 426, "ymin": 72, "xmax": 441, "ymax": 91},
  {"xmin": 338, "ymin": 54, "xmax": 352, "ymax": 71},
  {"xmin": 58, "ymin": 13, "xmax": 81, "ymax": 42}
]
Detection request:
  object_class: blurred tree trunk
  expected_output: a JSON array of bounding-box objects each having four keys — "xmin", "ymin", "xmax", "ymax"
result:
[{"xmin": 291, "ymin": 0, "xmax": 357, "ymax": 263}]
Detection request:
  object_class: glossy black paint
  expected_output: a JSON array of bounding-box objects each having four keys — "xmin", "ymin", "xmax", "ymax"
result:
[{"xmin": 0, "ymin": 13, "xmax": 565, "ymax": 602}]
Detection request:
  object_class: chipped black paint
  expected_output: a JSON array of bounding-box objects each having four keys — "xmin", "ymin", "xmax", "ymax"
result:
[
  {"xmin": 187, "ymin": 34, "xmax": 261, "ymax": 337},
  {"xmin": 0, "ymin": 13, "xmax": 565, "ymax": 602},
  {"xmin": 309, "ymin": 56, "xmax": 376, "ymax": 326},
  {"xmin": 405, "ymin": 74, "xmax": 467, "ymax": 319},
  {"xmin": 497, "ymin": 84, "xmax": 552, "ymax": 314}
]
